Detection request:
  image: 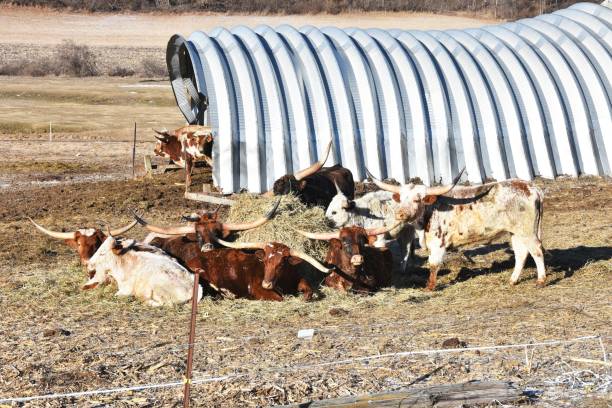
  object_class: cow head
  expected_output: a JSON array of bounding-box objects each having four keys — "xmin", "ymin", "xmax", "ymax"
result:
[
  {"xmin": 153, "ymin": 128, "xmax": 182, "ymax": 162},
  {"xmin": 214, "ymin": 239, "xmax": 329, "ymax": 290},
  {"xmin": 83, "ymin": 234, "xmax": 134, "ymax": 290},
  {"xmin": 28, "ymin": 218, "xmax": 138, "ymax": 275},
  {"xmin": 132, "ymin": 197, "xmax": 281, "ymax": 252},
  {"xmin": 325, "ymin": 182, "xmax": 356, "ymax": 227},
  {"xmin": 366, "ymin": 168, "xmax": 464, "ymax": 222},
  {"xmin": 269, "ymin": 139, "xmax": 332, "ymax": 196},
  {"xmin": 296, "ymin": 223, "xmax": 399, "ymax": 286}
]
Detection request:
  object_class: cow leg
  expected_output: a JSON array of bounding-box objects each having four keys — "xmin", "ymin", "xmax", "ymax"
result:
[
  {"xmin": 510, "ymin": 235, "xmax": 529, "ymax": 285},
  {"xmin": 525, "ymin": 236, "xmax": 546, "ymax": 287},
  {"xmin": 297, "ymin": 278, "xmax": 313, "ymax": 301},
  {"xmin": 425, "ymin": 243, "xmax": 445, "ymax": 291},
  {"xmin": 397, "ymin": 231, "xmax": 411, "ymax": 274}
]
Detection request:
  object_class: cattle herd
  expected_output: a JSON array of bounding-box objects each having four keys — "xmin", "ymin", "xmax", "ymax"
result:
[{"xmin": 28, "ymin": 125, "xmax": 547, "ymax": 306}]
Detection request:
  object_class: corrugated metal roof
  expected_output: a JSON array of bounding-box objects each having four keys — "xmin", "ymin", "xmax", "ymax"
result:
[{"xmin": 167, "ymin": 2, "xmax": 612, "ymax": 193}]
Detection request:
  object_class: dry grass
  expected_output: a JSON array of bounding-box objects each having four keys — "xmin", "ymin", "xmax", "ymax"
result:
[{"xmin": 227, "ymin": 193, "xmax": 332, "ymax": 259}]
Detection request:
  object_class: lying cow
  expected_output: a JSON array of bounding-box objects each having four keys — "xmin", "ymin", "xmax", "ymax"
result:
[
  {"xmin": 153, "ymin": 125, "xmax": 214, "ymax": 191},
  {"xmin": 201, "ymin": 238, "xmax": 330, "ymax": 301},
  {"xmin": 83, "ymin": 234, "xmax": 202, "ymax": 307},
  {"xmin": 325, "ymin": 187, "xmax": 416, "ymax": 273},
  {"xmin": 370, "ymin": 174, "xmax": 546, "ymax": 290},
  {"xmin": 268, "ymin": 139, "xmax": 355, "ymax": 208},
  {"xmin": 297, "ymin": 224, "xmax": 398, "ymax": 292},
  {"xmin": 28, "ymin": 218, "xmax": 137, "ymax": 274}
]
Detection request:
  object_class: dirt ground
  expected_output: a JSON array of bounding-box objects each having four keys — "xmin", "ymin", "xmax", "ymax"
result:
[{"xmin": 0, "ymin": 7, "xmax": 610, "ymax": 408}]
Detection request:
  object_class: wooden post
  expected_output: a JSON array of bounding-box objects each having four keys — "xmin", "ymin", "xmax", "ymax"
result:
[
  {"xmin": 132, "ymin": 122, "xmax": 137, "ymax": 177},
  {"xmin": 183, "ymin": 270, "xmax": 200, "ymax": 408},
  {"xmin": 48, "ymin": 121, "xmax": 52, "ymax": 142}
]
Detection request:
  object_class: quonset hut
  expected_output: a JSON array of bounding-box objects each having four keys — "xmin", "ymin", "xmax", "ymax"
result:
[{"xmin": 166, "ymin": 2, "xmax": 611, "ymax": 194}]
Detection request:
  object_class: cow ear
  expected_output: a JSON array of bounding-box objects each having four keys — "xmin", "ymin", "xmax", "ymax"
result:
[
  {"xmin": 255, "ymin": 250, "xmax": 265, "ymax": 261},
  {"xmin": 288, "ymin": 256, "xmax": 303, "ymax": 266},
  {"xmin": 82, "ymin": 279, "xmax": 99, "ymax": 290},
  {"xmin": 423, "ymin": 195, "xmax": 438, "ymax": 205},
  {"xmin": 392, "ymin": 193, "xmax": 401, "ymax": 203},
  {"xmin": 346, "ymin": 200, "xmax": 356, "ymax": 210},
  {"xmin": 298, "ymin": 180, "xmax": 307, "ymax": 190}
]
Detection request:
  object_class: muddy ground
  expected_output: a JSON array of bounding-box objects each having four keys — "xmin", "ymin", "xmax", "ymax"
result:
[{"xmin": 0, "ymin": 136, "xmax": 610, "ymax": 407}]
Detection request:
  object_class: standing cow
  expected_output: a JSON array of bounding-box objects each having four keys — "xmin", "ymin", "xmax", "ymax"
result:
[
  {"xmin": 268, "ymin": 139, "xmax": 355, "ymax": 208},
  {"xmin": 153, "ymin": 125, "xmax": 214, "ymax": 191},
  {"xmin": 297, "ymin": 224, "xmax": 399, "ymax": 292},
  {"xmin": 84, "ymin": 235, "xmax": 202, "ymax": 307},
  {"xmin": 325, "ymin": 188, "xmax": 416, "ymax": 273},
  {"xmin": 28, "ymin": 218, "xmax": 137, "ymax": 274},
  {"xmin": 370, "ymin": 174, "xmax": 546, "ymax": 290}
]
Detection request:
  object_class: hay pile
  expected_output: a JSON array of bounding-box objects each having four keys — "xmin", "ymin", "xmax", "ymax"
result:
[{"xmin": 225, "ymin": 193, "xmax": 332, "ymax": 259}]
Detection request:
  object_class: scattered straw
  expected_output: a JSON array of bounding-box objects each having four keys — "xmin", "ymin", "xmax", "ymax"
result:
[{"xmin": 225, "ymin": 193, "xmax": 332, "ymax": 259}]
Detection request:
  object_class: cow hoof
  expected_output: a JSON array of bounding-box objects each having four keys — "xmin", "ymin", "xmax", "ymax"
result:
[
  {"xmin": 423, "ymin": 286, "xmax": 435, "ymax": 292},
  {"xmin": 509, "ymin": 279, "xmax": 518, "ymax": 286},
  {"xmin": 536, "ymin": 280, "xmax": 546, "ymax": 288}
]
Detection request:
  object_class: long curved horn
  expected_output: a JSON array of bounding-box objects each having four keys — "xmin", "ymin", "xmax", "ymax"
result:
[
  {"xmin": 334, "ymin": 180, "xmax": 342, "ymax": 195},
  {"xmin": 294, "ymin": 229, "xmax": 340, "ymax": 241},
  {"xmin": 365, "ymin": 167, "xmax": 401, "ymax": 194},
  {"xmin": 222, "ymin": 196, "xmax": 281, "ymax": 231},
  {"xmin": 153, "ymin": 128, "xmax": 170, "ymax": 141},
  {"xmin": 294, "ymin": 138, "xmax": 333, "ymax": 181},
  {"xmin": 426, "ymin": 167, "xmax": 465, "ymax": 196},
  {"xmin": 28, "ymin": 218, "xmax": 76, "ymax": 240},
  {"xmin": 365, "ymin": 221, "xmax": 403, "ymax": 237},
  {"xmin": 289, "ymin": 249, "xmax": 331, "ymax": 273},
  {"xmin": 109, "ymin": 220, "xmax": 138, "ymax": 236},
  {"xmin": 131, "ymin": 211, "xmax": 194, "ymax": 236},
  {"xmin": 214, "ymin": 238, "xmax": 266, "ymax": 250}
]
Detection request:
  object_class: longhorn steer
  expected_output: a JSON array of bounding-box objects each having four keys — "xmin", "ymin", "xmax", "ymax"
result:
[
  {"xmin": 325, "ymin": 189, "xmax": 416, "ymax": 273},
  {"xmin": 297, "ymin": 224, "xmax": 398, "ymax": 293},
  {"xmin": 269, "ymin": 140, "xmax": 355, "ymax": 208},
  {"xmin": 83, "ymin": 235, "xmax": 202, "ymax": 307},
  {"xmin": 153, "ymin": 125, "xmax": 213, "ymax": 190},
  {"xmin": 371, "ymin": 174, "xmax": 546, "ymax": 290},
  {"xmin": 28, "ymin": 218, "xmax": 137, "ymax": 275}
]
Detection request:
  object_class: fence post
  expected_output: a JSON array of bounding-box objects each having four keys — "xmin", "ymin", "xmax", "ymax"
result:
[
  {"xmin": 183, "ymin": 270, "xmax": 200, "ymax": 407},
  {"xmin": 132, "ymin": 122, "xmax": 137, "ymax": 177}
]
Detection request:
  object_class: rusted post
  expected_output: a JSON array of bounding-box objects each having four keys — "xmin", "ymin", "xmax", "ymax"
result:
[
  {"xmin": 132, "ymin": 122, "xmax": 137, "ymax": 177},
  {"xmin": 183, "ymin": 270, "xmax": 200, "ymax": 408}
]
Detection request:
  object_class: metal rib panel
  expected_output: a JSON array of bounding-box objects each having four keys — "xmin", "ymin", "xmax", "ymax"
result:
[
  {"xmin": 569, "ymin": 2, "xmax": 612, "ymax": 27},
  {"xmin": 506, "ymin": 22, "xmax": 580, "ymax": 176},
  {"xmin": 554, "ymin": 9, "xmax": 612, "ymax": 52},
  {"xmin": 432, "ymin": 30, "xmax": 506, "ymax": 182},
  {"xmin": 518, "ymin": 18, "xmax": 612, "ymax": 174},
  {"xmin": 367, "ymin": 28, "xmax": 431, "ymax": 184},
  {"xmin": 301, "ymin": 26, "xmax": 362, "ymax": 179}
]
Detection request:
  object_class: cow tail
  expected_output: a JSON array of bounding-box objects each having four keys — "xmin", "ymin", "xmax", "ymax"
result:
[{"xmin": 534, "ymin": 188, "xmax": 544, "ymax": 242}]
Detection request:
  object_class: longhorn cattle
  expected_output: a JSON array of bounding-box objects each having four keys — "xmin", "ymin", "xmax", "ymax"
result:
[
  {"xmin": 269, "ymin": 140, "xmax": 355, "ymax": 208},
  {"xmin": 153, "ymin": 125, "xmax": 214, "ymax": 190},
  {"xmin": 370, "ymin": 172, "xmax": 546, "ymax": 290},
  {"xmin": 297, "ymin": 224, "xmax": 398, "ymax": 292},
  {"xmin": 28, "ymin": 218, "xmax": 137, "ymax": 275},
  {"xmin": 325, "ymin": 188, "xmax": 416, "ymax": 273},
  {"xmin": 83, "ymin": 234, "xmax": 202, "ymax": 307}
]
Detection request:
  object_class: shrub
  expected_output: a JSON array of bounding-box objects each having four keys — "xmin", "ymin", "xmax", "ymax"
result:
[
  {"xmin": 140, "ymin": 56, "xmax": 166, "ymax": 78},
  {"xmin": 54, "ymin": 40, "xmax": 99, "ymax": 77},
  {"xmin": 108, "ymin": 66, "xmax": 136, "ymax": 77}
]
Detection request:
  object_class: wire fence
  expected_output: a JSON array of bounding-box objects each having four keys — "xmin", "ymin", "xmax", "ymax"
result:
[{"xmin": 0, "ymin": 334, "xmax": 607, "ymax": 404}]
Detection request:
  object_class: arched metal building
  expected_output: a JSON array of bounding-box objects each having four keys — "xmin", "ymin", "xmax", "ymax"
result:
[{"xmin": 166, "ymin": 2, "xmax": 612, "ymax": 194}]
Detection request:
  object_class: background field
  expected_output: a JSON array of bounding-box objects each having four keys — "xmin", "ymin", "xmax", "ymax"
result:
[{"xmin": 0, "ymin": 5, "xmax": 610, "ymax": 407}]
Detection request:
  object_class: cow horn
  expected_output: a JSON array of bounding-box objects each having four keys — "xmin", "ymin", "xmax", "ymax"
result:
[
  {"xmin": 365, "ymin": 168, "xmax": 401, "ymax": 194},
  {"xmin": 214, "ymin": 238, "xmax": 266, "ymax": 250},
  {"xmin": 365, "ymin": 221, "xmax": 402, "ymax": 237},
  {"xmin": 28, "ymin": 218, "xmax": 76, "ymax": 240},
  {"xmin": 294, "ymin": 138, "xmax": 332, "ymax": 181},
  {"xmin": 131, "ymin": 210, "xmax": 194, "ymax": 236},
  {"xmin": 289, "ymin": 249, "xmax": 331, "ymax": 273},
  {"xmin": 293, "ymin": 228, "xmax": 340, "ymax": 241},
  {"xmin": 153, "ymin": 128, "xmax": 170, "ymax": 141},
  {"xmin": 334, "ymin": 180, "xmax": 342, "ymax": 195},
  {"xmin": 222, "ymin": 196, "xmax": 281, "ymax": 231},
  {"xmin": 425, "ymin": 167, "xmax": 465, "ymax": 196},
  {"xmin": 109, "ymin": 220, "xmax": 138, "ymax": 236}
]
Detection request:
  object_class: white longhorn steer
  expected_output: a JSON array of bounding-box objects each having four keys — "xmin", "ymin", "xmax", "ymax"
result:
[
  {"xmin": 325, "ymin": 189, "xmax": 416, "ymax": 273},
  {"xmin": 84, "ymin": 235, "xmax": 202, "ymax": 306},
  {"xmin": 370, "ymin": 173, "xmax": 545, "ymax": 291}
]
